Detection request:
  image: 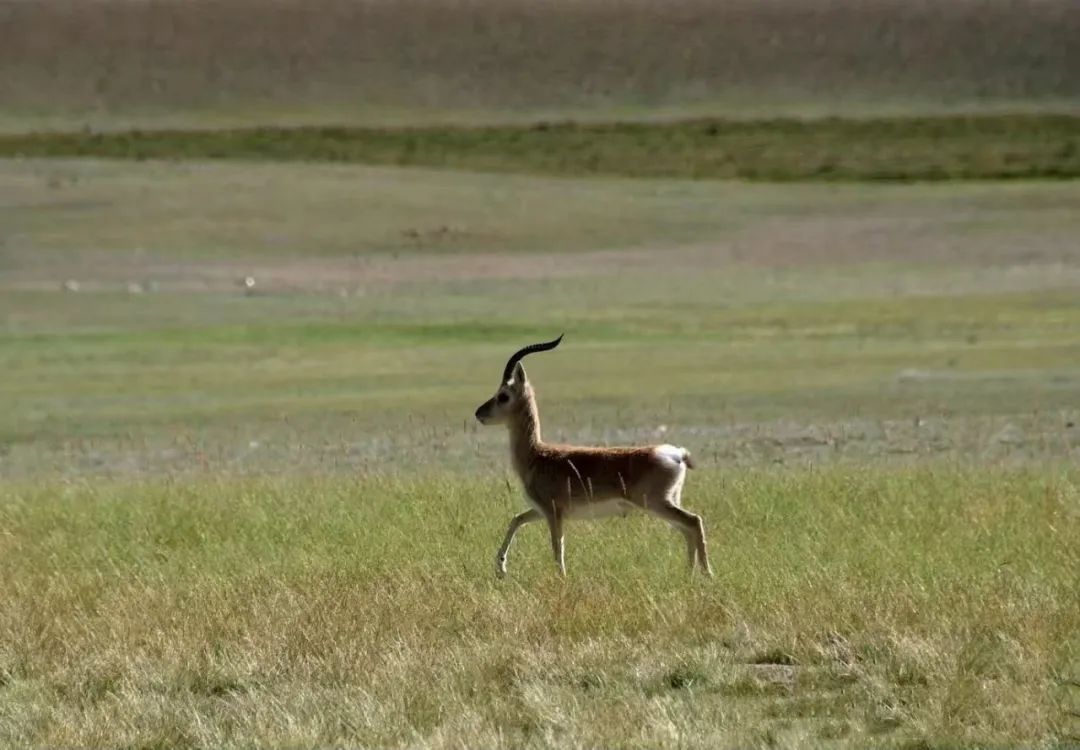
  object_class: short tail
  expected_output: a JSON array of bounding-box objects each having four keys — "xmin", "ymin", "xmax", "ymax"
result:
[{"xmin": 655, "ymin": 444, "xmax": 695, "ymax": 469}]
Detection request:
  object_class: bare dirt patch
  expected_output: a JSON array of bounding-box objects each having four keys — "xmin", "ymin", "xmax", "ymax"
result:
[{"xmin": 6, "ymin": 203, "xmax": 1080, "ymax": 296}]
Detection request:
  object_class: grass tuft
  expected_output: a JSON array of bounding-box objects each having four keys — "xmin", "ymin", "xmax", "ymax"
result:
[{"xmin": 751, "ymin": 649, "xmax": 800, "ymax": 666}]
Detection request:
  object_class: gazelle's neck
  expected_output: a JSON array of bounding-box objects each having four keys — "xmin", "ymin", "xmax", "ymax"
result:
[{"xmin": 508, "ymin": 385, "xmax": 542, "ymax": 475}]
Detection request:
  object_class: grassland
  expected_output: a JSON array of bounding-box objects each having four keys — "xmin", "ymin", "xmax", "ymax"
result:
[
  {"xmin": 2, "ymin": 470, "xmax": 1077, "ymax": 748},
  {"xmin": 2, "ymin": 157, "xmax": 1079, "ymax": 746},
  {"xmin": 4, "ymin": 1, "xmax": 1079, "ymax": 743},
  {"xmin": 4, "ymin": 115, "xmax": 1079, "ymax": 181},
  {"xmin": 2, "ymin": 0, "xmax": 1078, "ymax": 132}
]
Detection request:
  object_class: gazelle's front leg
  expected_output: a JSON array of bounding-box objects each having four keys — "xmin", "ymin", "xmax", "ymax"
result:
[
  {"xmin": 547, "ymin": 510, "xmax": 566, "ymax": 576},
  {"xmin": 496, "ymin": 509, "xmax": 541, "ymax": 578}
]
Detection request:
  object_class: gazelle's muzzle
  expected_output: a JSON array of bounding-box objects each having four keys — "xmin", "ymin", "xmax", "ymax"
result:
[{"xmin": 474, "ymin": 401, "xmax": 492, "ymax": 424}]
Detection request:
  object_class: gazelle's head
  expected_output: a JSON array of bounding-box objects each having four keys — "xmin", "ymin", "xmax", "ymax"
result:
[{"xmin": 474, "ymin": 335, "xmax": 563, "ymax": 425}]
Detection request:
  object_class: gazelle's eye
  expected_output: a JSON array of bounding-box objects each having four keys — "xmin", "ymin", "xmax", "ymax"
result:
[{"xmin": 496, "ymin": 392, "xmax": 509, "ymax": 404}]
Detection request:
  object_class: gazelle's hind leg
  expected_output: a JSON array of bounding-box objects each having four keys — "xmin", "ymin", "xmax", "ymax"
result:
[
  {"xmin": 647, "ymin": 503, "xmax": 713, "ymax": 577},
  {"xmin": 679, "ymin": 527, "xmax": 698, "ymax": 572},
  {"xmin": 635, "ymin": 466, "xmax": 707, "ymax": 575},
  {"xmin": 667, "ymin": 478, "xmax": 699, "ymax": 571}
]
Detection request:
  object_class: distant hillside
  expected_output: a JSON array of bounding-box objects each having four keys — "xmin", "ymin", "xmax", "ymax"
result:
[{"xmin": 1, "ymin": 0, "xmax": 1078, "ymax": 131}]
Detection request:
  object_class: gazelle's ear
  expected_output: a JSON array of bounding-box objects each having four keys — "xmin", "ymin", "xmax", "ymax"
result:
[{"xmin": 510, "ymin": 361, "xmax": 528, "ymax": 389}]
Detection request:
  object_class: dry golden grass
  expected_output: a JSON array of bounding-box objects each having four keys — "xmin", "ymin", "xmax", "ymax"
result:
[{"xmin": 2, "ymin": 470, "xmax": 1077, "ymax": 748}]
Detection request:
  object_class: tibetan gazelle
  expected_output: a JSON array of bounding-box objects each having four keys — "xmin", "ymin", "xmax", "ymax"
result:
[{"xmin": 474, "ymin": 335, "xmax": 712, "ymax": 577}]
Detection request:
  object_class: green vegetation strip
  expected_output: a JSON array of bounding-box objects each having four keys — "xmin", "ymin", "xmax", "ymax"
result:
[{"xmin": 3, "ymin": 115, "xmax": 1079, "ymax": 181}]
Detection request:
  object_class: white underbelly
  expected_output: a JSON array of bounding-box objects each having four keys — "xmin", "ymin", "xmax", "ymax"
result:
[{"xmin": 563, "ymin": 499, "xmax": 636, "ymax": 521}]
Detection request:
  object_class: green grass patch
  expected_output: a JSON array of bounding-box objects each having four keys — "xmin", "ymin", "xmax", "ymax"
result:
[
  {"xmin": 3, "ymin": 115, "xmax": 1079, "ymax": 181},
  {"xmin": 3, "ymin": 161, "xmax": 1080, "ymax": 477},
  {"xmin": 5, "ymin": 286, "xmax": 1080, "ymax": 460}
]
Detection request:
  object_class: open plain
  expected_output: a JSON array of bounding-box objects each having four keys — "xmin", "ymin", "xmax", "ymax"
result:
[
  {"xmin": 3, "ymin": 159, "xmax": 1079, "ymax": 748},
  {"xmin": 2, "ymin": 1, "xmax": 1079, "ymax": 747}
]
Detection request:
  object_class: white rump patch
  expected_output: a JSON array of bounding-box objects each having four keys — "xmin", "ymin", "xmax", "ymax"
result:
[{"xmin": 654, "ymin": 444, "xmax": 689, "ymax": 467}]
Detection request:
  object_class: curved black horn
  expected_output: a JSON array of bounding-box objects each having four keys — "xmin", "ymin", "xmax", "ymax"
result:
[{"xmin": 501, "ymin": 334, "xmax": 563, "ymax": 383}]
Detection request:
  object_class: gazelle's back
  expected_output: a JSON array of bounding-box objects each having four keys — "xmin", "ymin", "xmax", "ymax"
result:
[{"xmin": 530, "ymin": 443, "xmax": 689, "ymax": 507}]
